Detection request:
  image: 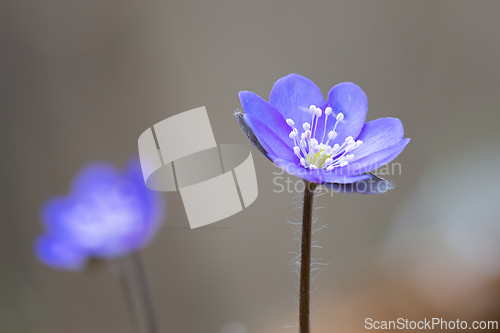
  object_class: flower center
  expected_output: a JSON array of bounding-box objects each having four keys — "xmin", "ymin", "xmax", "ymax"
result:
[{"xmin": 286, "ymin": 105, "xmax": 363, "ymax": 171}]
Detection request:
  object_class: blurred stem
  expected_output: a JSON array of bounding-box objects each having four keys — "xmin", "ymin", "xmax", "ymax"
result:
[
  {"xmin": 118, "ymin": 252, "xmax": 157, "ymax": 333},
  {"xmin": 299, "ymin": 180, "xmax": 317, "ymax": 333}
]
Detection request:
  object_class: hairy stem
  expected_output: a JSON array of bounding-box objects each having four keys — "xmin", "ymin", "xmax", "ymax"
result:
[
  {"xmin": 299, "ymin": 180, "xmax": 317, "ymax": 333},
  {"xmin": 118, "ymin": 252, "xmax": 157, "ymax": 333}
]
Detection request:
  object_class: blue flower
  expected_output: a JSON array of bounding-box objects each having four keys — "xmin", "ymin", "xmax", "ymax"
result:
[
  {"xmin": 35, "ymin": 158, "xmax": 165, "ymax": 270},
  {"xmin": 236, "ymin": 73, "xmax": 410, "ymax": 190}
]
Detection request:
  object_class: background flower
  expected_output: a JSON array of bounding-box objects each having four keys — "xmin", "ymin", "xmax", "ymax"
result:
[
  {"xmin": 35, "ymin": 158, "xmax": 165, "ymax": 270},
  {"xmin": 237, "ymin": 73, "xmax": 410, "ymax": 190}
]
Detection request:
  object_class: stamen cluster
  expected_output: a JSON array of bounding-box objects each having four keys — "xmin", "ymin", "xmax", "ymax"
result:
[{"xmin": 286, "ymin": 105, "xmax": 363, "ymax": 171}]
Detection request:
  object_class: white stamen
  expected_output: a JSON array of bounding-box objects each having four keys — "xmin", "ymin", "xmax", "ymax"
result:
[
  {"xmin": 324, "ymin": 146, "xmax": 333, "ymax": 155},
  {"xmin": 311, "ymin": 108, "xmax": 320, "ymax": 138},
  {"xmin": 345, "ymin": 142, "xmax": 356, "ymax": 153},
  {"xmin": 328, "ymin": 131, "xmax": 337, "ymax": 141},
  {"xmin": 283, "ymin": 109, "xmax": 361, "ymax": 171},
  {"xmin": 321, "ymin": 107, "xmax": 331, "ymax": 143},
  {"xmin": 315, "ymin": 107, "xmax": 322, "ymax": 117}
]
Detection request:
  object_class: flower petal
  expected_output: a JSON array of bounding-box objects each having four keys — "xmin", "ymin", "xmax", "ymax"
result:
[
  {"xmin": 41, "ymin": 196, "xmax": 70, "ymax": 231},
  {"xmin": 269, "ymin": 73, "xmax": 326, "ymax": 126},
  {"xmin": 239, "ymin": 91, "xmax": 292, "ymax": 148},
  {"xmin": 340, "ymin": 138, "xmax": 410, "ymax": 175},
  {"xmin": 244, "ymin": 114, "xmax": 298, "ymax": 162},
  {"xmin": 71, "ymin": 162, "xmax": 121, "ymax": 194},
  {"xmin": 235, "ymin": 110, "xmax": 270, "ymax": 159},
  {"xmin": 325, "ymin": 173, "xmax": 394, "ymax": 194},
  {"xmin": 35, "ymin": 234, "xmax": 88, "ymax": 270},
  {"xmin": 350, "ymin": 117, "xmax": 405, "ymax": 160},
  {"xmin": 314, "ymin": 82, "xmax": 368, "ymax": 145},
  {"xmin": 272, "ymin": 157, "xmax": 372, "ymax": 184}
]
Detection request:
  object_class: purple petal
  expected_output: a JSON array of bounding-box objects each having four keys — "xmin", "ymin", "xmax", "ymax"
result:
[
  {"xmin": 269, "ymin": 73, "xmax": 326, "ymax": 126},
  {"xmin": 238, "ymin": 91, "xmax": 292, "ymax": 148},
  {"xmin": 272, "ymin": 158, "xmax": 372, "ymax": 184},
  {"xmin": 235, "ymin": 110, "xmax": 270, "ymax": 159},
  {"xmin": 71, "ymin": 162, "xmax": 121, "ymax": 194},
  {"xmin": 339, "ymin": 138, "xmax": 410, "ymax": 175},
  {"xmin": 42, "ymin": 179, "xmax": 159, "ymax": 257},
  {"xmin": 350, "ymin": 117, "xmax": 405, "ymax": 160},
  {"xmin": 244, "ymin": 114, "xmax": 298, "ymax": 162},
  {"xmin": 325, "ymin": 174, "xmax": 394, "ymax": 194},
  {"xmin": 314, "ymin": 82, "xmax": 368, "ymax": 145},
  {"xmin": 35, "ymin": 234, "xmax": 88, "ymax": 270},
  {"xmin": 41, "ymin": 196, "xmax": 70, "ymax": 231}
]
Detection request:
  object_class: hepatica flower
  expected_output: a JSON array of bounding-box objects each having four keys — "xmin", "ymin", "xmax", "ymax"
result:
[
  {"xmin": 236, "ymin": 73, "xmax": 410, "ymax": 333},
  {"xmin": 236, "ymin": 73, "xmax": 410, "ymax": 192},
  {"xmin": 35, "ymin": 158, "xmax": 164, "ymax": 270}
]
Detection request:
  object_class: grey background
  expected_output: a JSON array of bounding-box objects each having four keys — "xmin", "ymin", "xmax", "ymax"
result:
[{"xmin": 1, "ymin": 1, "xmax": 500, "ymax": 332}]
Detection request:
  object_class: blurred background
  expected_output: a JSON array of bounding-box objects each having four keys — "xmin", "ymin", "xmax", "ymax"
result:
[{"xmin": 1, "ymin": 1, "xmax": 500, "ymax": 332}]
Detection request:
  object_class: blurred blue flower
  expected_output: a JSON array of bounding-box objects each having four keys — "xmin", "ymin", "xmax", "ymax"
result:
[
  {"xmin": 237, "ymin": 73, "xmax": 410, "ymax": 190},
  {"xmin": 35, "ymin": 158, "xmax": 165, "ymax": 270}
]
